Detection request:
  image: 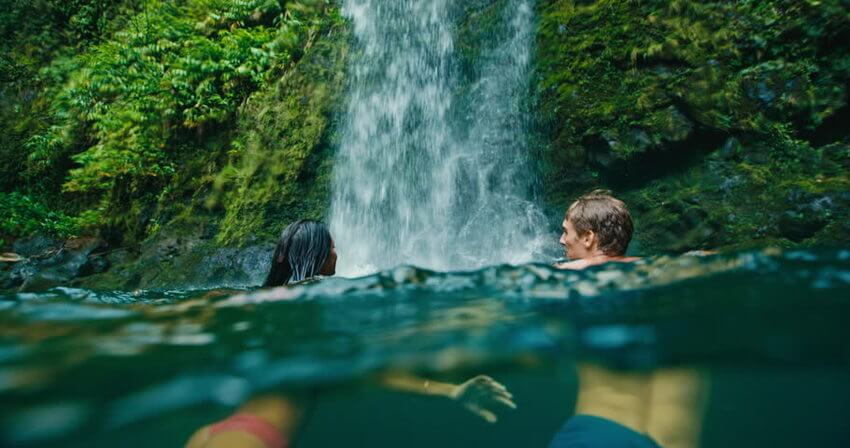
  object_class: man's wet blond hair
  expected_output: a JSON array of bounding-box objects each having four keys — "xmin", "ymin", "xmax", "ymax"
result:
[{"xmin": 566, "ymin": 190, "xmax": 634, "ymax": 256}]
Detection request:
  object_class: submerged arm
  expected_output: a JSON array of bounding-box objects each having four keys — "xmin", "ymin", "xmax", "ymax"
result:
[
  {"xmin": 381, "ymin": 372, "xmax": 516, "ymax": 423},
  {"xmin": 185, "ymin": 395, "xmax": 300, "ymax": 448}
]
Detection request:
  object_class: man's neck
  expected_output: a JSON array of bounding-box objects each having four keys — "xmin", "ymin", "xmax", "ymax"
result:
[{"xmin": 556, "ymin": 253, "xmax": 639, "ymax": 270}]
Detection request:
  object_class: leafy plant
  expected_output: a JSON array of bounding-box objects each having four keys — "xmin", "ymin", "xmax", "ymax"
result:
[
  {"xmin": 0, "ymin": 193, "xmax": 78, "ymax": 243},
  {"xmin": 7, "ymin": 0, "xmax": 331, "ymax": 242}
]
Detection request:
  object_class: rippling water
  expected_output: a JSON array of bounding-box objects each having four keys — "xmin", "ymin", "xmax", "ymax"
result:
[{"xmin": 2, "ymin": 249, "xmax": 850, "ymax": 447}]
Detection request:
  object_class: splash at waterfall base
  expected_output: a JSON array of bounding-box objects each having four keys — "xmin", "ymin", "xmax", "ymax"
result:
[{"xmin": 328, "ymin": 0, "xmax": 550, "ymax": 275}]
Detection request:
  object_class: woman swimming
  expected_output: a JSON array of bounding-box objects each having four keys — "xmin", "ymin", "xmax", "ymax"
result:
[
  {"xmin": 186, "ymin": 220, "xmax": 515, "ymax": 448},
  {"xmin": 264, "ymin": 220, "xmax": 337, "ymax": 287}
]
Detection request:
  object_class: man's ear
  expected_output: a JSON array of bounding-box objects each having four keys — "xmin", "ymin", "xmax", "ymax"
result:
[{"xmin": 582, "ymin": 230, "xmax": 596, "ymax": 249}]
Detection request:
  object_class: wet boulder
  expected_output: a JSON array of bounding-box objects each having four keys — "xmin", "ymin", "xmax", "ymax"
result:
[
  {"xmin": 778, "ymin": 192, "xmax": 836, "ymax": 242},
  {"xmin": 650, "ymin": 106, "xmax": 694, "ymax": 144},
  {"xmin": 3, "ymin": 237, "xmax": 107, "ymax": 292},
  {"xmin": 582, "ymin": 106, "xmax": 697, "ymax": 180},
  {"xmin": 719, "ymin": 137, "xmax": 743, "ymax": 160},
  {"xmin": 583, "ymin": 127, "xmax": 657, "ymax": 171},
  {"xmin": 739, "ymin": 60, "xmax": 818, "ymax": 126},
  {"xmin": 12, "ymin": 236, "xmax": 59, "ymax": 258},
  {"xmin": 631, "ymin": 196, "xmax": 721, "ymax": 253},
  {"xmin": 778, "ymin": 211, "xmax": 827, "ymax": 242},
  {"xmin": 74, "ymin": 235, "xmax": 275, "ymax": 291},
  {"xmin": 0, "ymin": 253, "xmax": 22, "ymax": 291}
]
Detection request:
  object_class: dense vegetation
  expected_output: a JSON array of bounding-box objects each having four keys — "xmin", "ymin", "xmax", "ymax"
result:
[
  {"xmin": 1, "ymin": 0, "xmax": 137, "ymax": 241},
  {"xmin": 1, "ymin": 0, "xmax": 341, "ymax": 246}
]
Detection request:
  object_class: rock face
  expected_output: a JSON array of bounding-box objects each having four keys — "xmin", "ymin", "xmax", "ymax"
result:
[
  {"xmin": 536, "ymin": 0, "xmax": 850, "ymax": 253},
  {"xmin": 778, "ymin": 192, "xmax": 836, "ymax": 242},
  {"xmin": 73, "ymin": 239, "xmax": 274, "ymax": 291},
  {"xmin": 1, "ymin": 232, "xmax": 275, "ymax": 292},
  {"xmin": 2, "ymin": 237, "xmax": 106, "ymax": 291}
]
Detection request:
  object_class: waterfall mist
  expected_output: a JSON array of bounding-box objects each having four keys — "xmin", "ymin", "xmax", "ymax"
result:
[{"xmin": 330, "ymin": 0, "xmax": 551, "ymax": 276}]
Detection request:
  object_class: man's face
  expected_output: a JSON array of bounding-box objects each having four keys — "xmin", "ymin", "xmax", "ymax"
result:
[{"xmin": 560, "ymin": 218, "xmax": 591, "ymax": 260}]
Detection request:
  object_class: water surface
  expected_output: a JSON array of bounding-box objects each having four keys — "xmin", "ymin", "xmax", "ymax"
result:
[{"xmin": 2, "ymin": 249, "xmax": 850, "ymax": 447}]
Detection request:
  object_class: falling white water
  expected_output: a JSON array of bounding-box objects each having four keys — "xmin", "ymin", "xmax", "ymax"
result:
[{"xmin": 330, "ymin": 0, "xmax": 549, "ymax": 276}]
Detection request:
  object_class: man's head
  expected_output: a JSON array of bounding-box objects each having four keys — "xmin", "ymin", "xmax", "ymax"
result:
[{"xmin": 559, "ymin": 190, "xmax": 633, "ymax": 260}]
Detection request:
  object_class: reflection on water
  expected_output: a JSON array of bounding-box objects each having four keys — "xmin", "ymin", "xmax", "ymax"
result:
[{"xmin": 1, "ymin": 249, "xmax": 850, "ymax": 447}]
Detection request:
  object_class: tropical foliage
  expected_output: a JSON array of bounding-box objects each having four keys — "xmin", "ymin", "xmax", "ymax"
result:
[
  {"xmin": 0, "ymin": 193, "xmax": 77, "ymax": 245},
  {"xmin": 31, "ymin": 0, "xmax": 321, "ymax": 193},
  {"xmin": 1, "ymin": 0, "xmax": 333, "ymax": 242}
]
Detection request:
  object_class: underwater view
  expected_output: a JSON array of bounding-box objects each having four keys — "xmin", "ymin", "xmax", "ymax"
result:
[
  {"xmin": 2, "ymin": 0, "xmax": 850, "ymax": 447},
  {"xmin": 3, "ymin": 250, "xmax": 850, "ymax": 447}
]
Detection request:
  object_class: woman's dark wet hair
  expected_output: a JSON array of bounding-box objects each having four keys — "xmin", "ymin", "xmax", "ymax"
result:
[{"xmin": 264, "ymin": 220, "xmax": 332, "ymax": 287}]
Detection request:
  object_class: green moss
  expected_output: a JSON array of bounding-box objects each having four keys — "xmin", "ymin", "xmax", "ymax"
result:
[
  {"xmin": 538, "ymin": 0, "xmax": 850, "ymax": 253},
  {"xmin": 212, "ymin": 12, "xmax": 349, "ymax": 245},
  {"xmin": 538, "ymin": 0, "xmax": 849, "ymax": 156},
  {"xmin": 619, "ymin": 130, "xmax": 850, "ymax": 252}
]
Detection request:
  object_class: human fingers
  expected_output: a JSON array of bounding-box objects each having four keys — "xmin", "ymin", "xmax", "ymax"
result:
[
  {"xmin": 492, "ymin": 395, "xmax": 517, "ymax": 410},
  {"xmin": 490, "ymin": 386, "xmax": 513, "ymax": 400},
  {"xmin": 480, "ymin": 381, "xmax": 513, "ymax": 400},
  {"xmin": 467, "ymin": 404, "xmax": 498, "ymax": 423},
  {"xmin": 482, "ymin": 377, "xmax": 511, "ymax": 394},
  {"xmin": 470, "ymin": 375, "xmax": 493, "ymax": 385},
  {"xmin": 481, "ymin": 376, "xmax": 502, "ymax": 386}
]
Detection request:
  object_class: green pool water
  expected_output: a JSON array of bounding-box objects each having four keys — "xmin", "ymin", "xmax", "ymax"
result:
[{"xmin": 2, "ymin": 249, "xmax": 850, "ymax": 447}]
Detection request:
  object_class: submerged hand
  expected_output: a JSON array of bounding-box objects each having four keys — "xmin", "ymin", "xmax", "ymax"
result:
[{"xmin": 449, "ymin": 375, "xmax": 516, "ymax": 423}]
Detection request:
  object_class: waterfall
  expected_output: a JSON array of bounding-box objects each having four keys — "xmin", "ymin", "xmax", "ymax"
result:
[{"xmin": 330, "ymin": 0, "xmax": 549, "ymax": 276}]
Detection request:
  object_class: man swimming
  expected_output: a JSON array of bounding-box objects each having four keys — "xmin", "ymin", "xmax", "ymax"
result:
[
  {"xmin": 556, "ymin": 190, "xmax": 640, "ymax": 270},
  {"xmin": 550, "ymin": 191, "xmax": 707, "ymax": 448}
]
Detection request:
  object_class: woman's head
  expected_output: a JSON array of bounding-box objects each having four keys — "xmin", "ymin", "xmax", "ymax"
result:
[{"xmin": 264, "ymin": 220, "xmax": 337, "ymax": 287}]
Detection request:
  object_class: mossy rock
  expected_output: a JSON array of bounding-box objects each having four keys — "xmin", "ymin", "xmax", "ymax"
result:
[{"xmin": 537, "ymin": 0, "xmax": 850, "ymax": 253}]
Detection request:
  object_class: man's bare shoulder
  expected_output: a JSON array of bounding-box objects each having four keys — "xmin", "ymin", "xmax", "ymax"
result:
[
  {"xmin": 553, "ymin": 259, "xmax": 591, "ymax": 270},
  {"xmin": 554, "ymin": 256, "xmax": 641, "ymax": 271}
]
